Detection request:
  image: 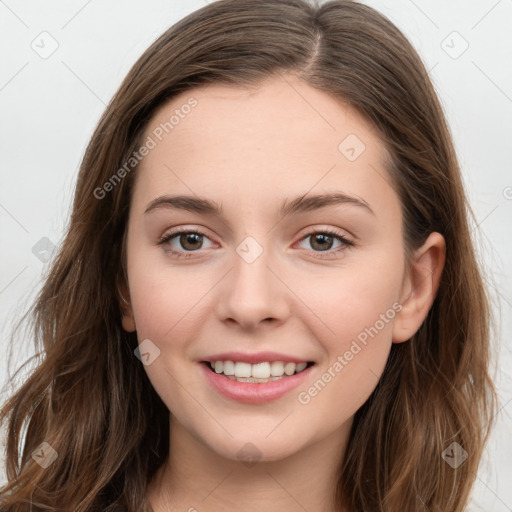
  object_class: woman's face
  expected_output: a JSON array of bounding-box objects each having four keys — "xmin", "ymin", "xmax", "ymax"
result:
[{"xmin": 122, "ymin": 74, "xmax": 409, "ymax": 462}]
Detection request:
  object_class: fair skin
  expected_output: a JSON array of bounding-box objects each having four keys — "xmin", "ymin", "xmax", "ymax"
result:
[{"xmin": 120, "ymin": 73, "xmax": 445, "ymax": 512}]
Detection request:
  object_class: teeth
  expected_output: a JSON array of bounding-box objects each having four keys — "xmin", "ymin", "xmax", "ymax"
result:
[
  {"xmin": 223, "ymin": 360, "xmax": 235, "ymax": 375},
  {"xmin": 235, "ymin": 362, "xmax": 252, "ymax": 378},
  {"xmin": 252, "ymin": 362, "xmax": 270, "ymax": 379},
  {"xmin": 270, "ymin": 361, "xmax": 284, "ymax": 376},
  {"xmin": 296, "ymin": 362, "xmax": 307, "ymax": 372},
  {"xmin": 207, "ymin": 360, "xmax": 310, "ymax": 380},
  {"xmin": 284, "ymin": 362, "xmax": 296, "ymax": 375}
]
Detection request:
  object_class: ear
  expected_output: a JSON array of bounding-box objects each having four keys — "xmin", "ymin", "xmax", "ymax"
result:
[
  {"xmin": 392, "ymin": 232, "xmax": 446, "ymax": 343},
  {"xmin": 118, "ymin": 279, "xmax": 137, "ymax": 333}
]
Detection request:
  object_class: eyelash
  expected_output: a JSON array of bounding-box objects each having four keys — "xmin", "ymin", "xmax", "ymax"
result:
[{"xmin": 157, "ymin": 228, "xmax": 354, "ymax": 260}]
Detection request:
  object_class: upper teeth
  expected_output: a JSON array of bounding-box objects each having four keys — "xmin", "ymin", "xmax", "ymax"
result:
[{"xmin": 210, "ymin": 361, "xmax": 308, "ymax": 378}]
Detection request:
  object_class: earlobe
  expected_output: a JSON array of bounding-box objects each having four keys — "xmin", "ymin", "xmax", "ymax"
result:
[
  {"xmin": 122, "ymin": 311, "xmax": 137, "ymax": 333},
  {"xmin": 118, "ymin": 280, "xmax": 137, "ymax": 332},
  {"xmin": 392, "ymin": 232, "xmax": 446, "ymax": 343}
]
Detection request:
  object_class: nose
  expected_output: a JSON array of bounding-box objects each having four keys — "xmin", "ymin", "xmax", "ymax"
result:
[{"xmin": 215, "ymin": 238, "xmax": 290, "ymax": 330}]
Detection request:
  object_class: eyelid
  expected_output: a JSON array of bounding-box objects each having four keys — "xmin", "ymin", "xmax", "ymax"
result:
[
  {"xmin": 296, "ymin": 224, "xmax": 353, "ymax": 240},
  {"xmin": 158, "ymin": 227, "xmax": 217, "ymax": 247}
]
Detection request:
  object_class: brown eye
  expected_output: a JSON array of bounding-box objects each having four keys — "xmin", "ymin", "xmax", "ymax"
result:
[
  {"xmin": 297, "ymin": 229, "xmax": 354, "ymax": 259},
  {"xmin": 309, "ymin": 233, "xmax": 336, "ymax": 251},
  {"xmin": 178, "ymin": 232, "xmax": 203, "ymax": 251},
  {"xmin": 158, "ymin": 228, "xmax": 215, "ymax": 258}
]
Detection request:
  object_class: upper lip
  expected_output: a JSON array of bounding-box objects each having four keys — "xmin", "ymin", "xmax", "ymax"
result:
[{"xmin": 201, "ymin": 351, "xmax": 313, "ymax": 364}]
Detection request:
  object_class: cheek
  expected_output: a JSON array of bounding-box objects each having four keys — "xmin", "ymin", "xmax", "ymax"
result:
[
  {"xmin": 292, "ymin": 248, "xmax": 403, "ymax": 344},
  {"xmin": 126, "ymin": 258, "xmax": 209, "ymax": 413},
  {"xmin": 127, "ymin": 244, "xmax": 214, "ymax": 341},
  {"xmin": 328, "ymin": 272, "xmax": 400, "ymax": 345},
  {"xmin": 297, "ymin": 340, "xmax": 391, "ymax": 425},
  {"xmin": 292, "ymin": 251, "xmax": 402, "ymax": 410},
  {"xmin": 295, "ymin": 272, "xmax": 399, "ymax": 418}
]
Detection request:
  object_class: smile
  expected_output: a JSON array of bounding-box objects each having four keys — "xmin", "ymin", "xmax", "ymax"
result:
[
  {"xmin": 200, "ymin": 359, "xmax": 315, "ymax": 404},
  {"xmin": 205, "ymin": 360, "xmax": 311, "ymax": 382}
]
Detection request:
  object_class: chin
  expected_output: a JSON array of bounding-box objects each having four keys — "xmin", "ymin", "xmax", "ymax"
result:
[{"xmin": 200, "ymin": 429, "xmax": 308, "ymax": 465}]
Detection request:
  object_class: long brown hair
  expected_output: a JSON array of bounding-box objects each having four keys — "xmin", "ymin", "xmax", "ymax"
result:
[{"xmin": 0, "ymin": 1, "xmax": 497, "ymax": 510}]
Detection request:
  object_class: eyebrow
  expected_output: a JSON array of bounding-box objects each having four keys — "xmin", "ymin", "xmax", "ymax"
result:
[{"xmin": 144, "ymin": 192, "xmax": 375, "ymax": 218}]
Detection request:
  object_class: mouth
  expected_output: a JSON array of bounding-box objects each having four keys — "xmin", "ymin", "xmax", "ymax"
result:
[
  {"xmin": 199, "ymin": 358, "xmax": 316, "ymax": 404},
  {"xmin": 201, "ymin": 360, "xmax": 315, "ymax": 383}
]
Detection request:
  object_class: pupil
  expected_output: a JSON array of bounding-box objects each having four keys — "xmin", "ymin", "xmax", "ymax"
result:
[
  {"xmin": 312, "ymin": 234, "xmax": 333, "ymax": 251},
  {"xmin": 181, "ymin": 233, "xmax": 202, "ymax": 250}
]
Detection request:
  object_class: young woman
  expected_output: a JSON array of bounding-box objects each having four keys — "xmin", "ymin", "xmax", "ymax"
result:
[{"xmin": 0, "ymin": 1, "xmax": 497, "ymax": 510}]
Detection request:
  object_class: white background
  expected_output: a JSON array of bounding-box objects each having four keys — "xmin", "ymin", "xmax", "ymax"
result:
[{"xmin": 0, "ymin": 0, "xmax": 511, "ymax": 509}]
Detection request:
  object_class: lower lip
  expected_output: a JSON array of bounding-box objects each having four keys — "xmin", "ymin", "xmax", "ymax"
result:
[{"xmin": 200, "ymin": 362, "xmax": 314, "ymax": 404}]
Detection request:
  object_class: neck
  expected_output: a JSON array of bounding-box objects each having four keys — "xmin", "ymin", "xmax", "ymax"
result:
[{"xmin": 146, "ymin": 415, "xmax": 352, "ymax": 512}]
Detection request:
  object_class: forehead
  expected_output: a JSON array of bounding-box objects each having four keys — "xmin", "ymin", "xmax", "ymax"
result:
[{"xmin": 132, "ymin": 75, "xmax": 398, "ymax": 220}]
